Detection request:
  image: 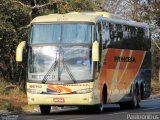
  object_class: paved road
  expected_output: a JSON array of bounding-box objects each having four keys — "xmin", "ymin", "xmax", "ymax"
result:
[{"xmin": 19, "ymin": 98, "xmax": 160, "ymax": 120}]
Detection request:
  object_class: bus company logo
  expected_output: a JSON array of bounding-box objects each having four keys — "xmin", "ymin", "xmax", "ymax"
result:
[
  {"xmin": 114, "ymin": 56, "xmax": 136, "ymax": 63},
  {"xmin": 47, "ymin": 85, "xmax": 72, "ymax": 93}
]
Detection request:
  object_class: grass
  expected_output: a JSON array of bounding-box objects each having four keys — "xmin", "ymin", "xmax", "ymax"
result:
[
  {"xmin": 151, "ymin": 79, "xmax": 160, "ymax": 95},
  {"xmin": 0, "ymin": 78, "xmax": 160, "ymax": 114},
  {"xmin": 0, "ymin": 79, "xmax": 6, "ymax": 94},
  {"xmin": 0, "ymin": 79, "xmax": 28, "ymax": 113}
]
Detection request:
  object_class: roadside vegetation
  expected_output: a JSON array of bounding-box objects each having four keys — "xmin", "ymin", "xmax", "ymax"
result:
[
  {"xmin": 151, "ymin": 79, "xmax": 160, "ymax": 95},
  {"xmin": 0, "ymin": 78, "xmax": 27, "ymax": 113}
]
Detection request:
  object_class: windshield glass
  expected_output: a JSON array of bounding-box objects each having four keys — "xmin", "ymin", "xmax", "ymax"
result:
[
  {"xmin": 28, "ymin": 45, "xmax": 93, "ymax": 83},
  {"xmin": 31, "ymin": 23, "xmax": 93, "ymax": 44}
]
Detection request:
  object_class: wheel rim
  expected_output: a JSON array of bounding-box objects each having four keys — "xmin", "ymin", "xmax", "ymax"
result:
[
  {"xmin": 100, "ymin": 104, "xmax": 104, "ymax": 112},
  {"xmin": 133, "ymin": 91, "xmax": 138, "ymax": 107},
  {"xmin": 100, "ymin": 95, "xmax": 104, "ymax": 112}
]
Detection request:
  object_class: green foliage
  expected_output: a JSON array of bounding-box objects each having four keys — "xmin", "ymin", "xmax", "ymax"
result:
[
  {"xmin": 152, "ymin": 40, "xmax": 160, "ymax": 79},
  {"xmin": 0, "ymin": 101, "xmax": 10, "ymax": 110},
  {"xmin": 135, "ymin": 0, "xmax": 160, "ymax": 80},
  {"xmin": 0, "ymin": 0, "xmax": 28, "ymax": 83},
  {"xmin": 151, "ymin": 0, "xmax": 160, "ymax": 27},
  {"xmin": 150, "ymin": 1, "xmax": 160, "ymax": 79},
  {"xmin": 0, "ymin": 79, "xmax": 5, "ymax": 94},
  {"xmin": 0, "ymin": 0, "xmax": 98, "ymax": 84},
  {"xmin": 57, "ymin": 0, "xmax": 97, "ymax": 13}
]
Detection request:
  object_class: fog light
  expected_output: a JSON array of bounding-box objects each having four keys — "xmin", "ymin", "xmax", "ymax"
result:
[
  {"xmin": 83, "ymin": 97, "xmax": 93, "ymax": 101},
  {"xmin": 88, "ymin": 97, "xmax": 93, "ymax": 101}
]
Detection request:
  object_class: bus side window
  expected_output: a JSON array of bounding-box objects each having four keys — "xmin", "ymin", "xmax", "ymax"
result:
[
  {"xmin": 137, "ymin": 27, "xmax": 144, "ymax": 50},
  {"xmin": 109, "ymin": 23, "xmax": 115, "ymax": 46},
  {"xmin": 102, "ymin": 21, "xmax": 109, "ymax": 49},
  {"xmin": 116, "ymin": 24, "xmax": 123, "ymax": 48}
]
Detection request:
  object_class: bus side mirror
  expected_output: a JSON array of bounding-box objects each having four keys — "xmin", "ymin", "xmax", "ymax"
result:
[
  {"xmin": 16, "ymin": 41, "xmax": 26, "ymax": 62},
  {"xmin": 92, "ymin": 41, "xmax": 99, "ymax": 62}
]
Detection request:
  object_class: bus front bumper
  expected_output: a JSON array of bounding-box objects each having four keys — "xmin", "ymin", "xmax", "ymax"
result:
[{"xmin": 27, "ymin": 93, "xmax": 98, "ymax": 105}]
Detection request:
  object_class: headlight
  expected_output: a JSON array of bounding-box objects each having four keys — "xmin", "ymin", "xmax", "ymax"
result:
[
  {"xmin": 27, "ymin": 89, "xmax": 42, "ymax": 94},
  {"xmin": 76, "ymin": 88, "xmax": 93, "ymax": 94}
]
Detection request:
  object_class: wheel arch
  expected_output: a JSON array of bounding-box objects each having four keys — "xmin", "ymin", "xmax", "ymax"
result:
[{"xmin": 102, "ymin": 83, "xmax": 107, "ymax": 104}]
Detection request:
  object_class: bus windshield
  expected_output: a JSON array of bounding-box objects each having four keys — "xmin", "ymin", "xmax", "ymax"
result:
[
  {"xmin": 31, "ymin": 23, "xmax": 94, "ymax": 44},
  {"xmin": 28, "ymin": 23, "xmax": 94, "ymax": 83},
  {"xmin": 28, "ymin": 45, "xmax": 93, "ymax": 83}
]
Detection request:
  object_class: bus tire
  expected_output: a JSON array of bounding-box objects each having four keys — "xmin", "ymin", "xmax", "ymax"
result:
[
  {"xmin": 130, "ymin": 86, "xmax": 140, "ymax": 108},
  {"xmin": 40, "ymin": 105, "xmax": 51, "ymax": 115},
  {"xmin": 93, "ymin": 87, "xmax": 106, "ymax": 113},
  {"xmin": 93, "ymin": 104, "xmax": 104, "ymax": 113},
  {"xmin": 120, "ymin": 86, "xmax": 139, "ymax": 109}
]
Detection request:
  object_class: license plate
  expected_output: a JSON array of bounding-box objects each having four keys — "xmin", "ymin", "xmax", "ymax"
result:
[{"xmin": 53, "ymin": 98, "xmax": 65, "ymax": 102}]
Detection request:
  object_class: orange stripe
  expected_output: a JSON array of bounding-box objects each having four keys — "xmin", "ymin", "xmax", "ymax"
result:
[
  {"xmin": 117, "ymin": 50, "xmax": 130, "ymax": 83},
  {"xmin": 103, "ymin": 48, "xmax": 122, "ymax": 87},
  {"xmin": 56, "ymin": 86, "xmax": 72, "ymax": 92},
  {"xmin": 48, "ymin": 85, "xmax": 72, "ymax": 93},
  {"xmin": 117, "ymin": 50, "xmax": 145, "ymax": 90},
  {"xmin": 99, "ymin": 48, "xmax": 122, "ymax": 102},
  {"xmin": 99, "ymin": 48, "xmax": 146, "ymax": 103},
  {"xmin": 48, "ymin": 85, "xmax": 57, "ymax": 91}
]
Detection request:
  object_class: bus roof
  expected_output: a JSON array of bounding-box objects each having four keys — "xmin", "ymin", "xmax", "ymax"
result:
[
  {"xmin": 31, "ymin": 12, "xmax": 148, "ymax": 28},
  {"xmin": 31, "ymin": 14, "xmax": 100, "ymax": 23}
]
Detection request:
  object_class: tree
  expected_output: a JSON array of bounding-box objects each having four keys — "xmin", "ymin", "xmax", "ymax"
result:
[
  {"xmin": 152, "ymin": 40, "xmax": 160, "ymax": 79},
  {"xmin": 150, "ymin": 0, "xmax": 160, "ymax": 27},
  {"xmin": 139, "ymin": 0, "xmax": 160, "ymax": 80},
  {"xmin": 0, "ymin": 0, "xmax": 98, "ymax": 84},
  {"xmin": 0, "ymin": 0, "xmax": 61, "ymax": 84}
]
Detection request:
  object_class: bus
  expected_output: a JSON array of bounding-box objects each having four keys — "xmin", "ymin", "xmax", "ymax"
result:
[{"xmin": 16, "ymin": 12, "xmax": 151, "ymax": 114}]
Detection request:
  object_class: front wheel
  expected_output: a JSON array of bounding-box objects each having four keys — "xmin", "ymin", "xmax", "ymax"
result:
[
  {"xmin": 93, "ymin": 93, "xmax": 105, "ymax": 113},
  {"xmin": 40, "ymin": 105, "xmax": 51, "ymax": 115},
  {"xmin": 93, "ymin": 104, "xmax": 104, "ymax": 113}
]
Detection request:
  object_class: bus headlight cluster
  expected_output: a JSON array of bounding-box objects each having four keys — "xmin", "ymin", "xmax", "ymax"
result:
[
  {"xmin": 76, "ymin": 88, "xmax": 93, "ymax": 94},
  {"xmin": 27, "ymin": 89, "xmax": 42, "ymax": 94}
]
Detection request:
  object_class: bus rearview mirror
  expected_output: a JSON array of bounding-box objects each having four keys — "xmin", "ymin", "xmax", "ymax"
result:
[
  {"xmin": 16, "ymin": 41, "xmax": 26, "ymax": 62},
  {"xmin": 92, "ymin": 41, "xmax": 99, "ymax": 62}
]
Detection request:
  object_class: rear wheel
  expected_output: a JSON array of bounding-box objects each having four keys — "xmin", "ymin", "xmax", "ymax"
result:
[
  {"xmin": 40, "ymin": 105, "xmax": 51, "ymax": 115},
  {"xmin": 120, "ymin": 86, "xmax": 140, "ymax": 109},
  {"xmin": 130, "ymin": 86, "xmax": 140, "ymax": 108}
]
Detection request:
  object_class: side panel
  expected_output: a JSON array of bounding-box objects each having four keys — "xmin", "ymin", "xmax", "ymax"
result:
[{"xmin": 98, "ymin": 48, "xmax": 146, "ymax": 103}]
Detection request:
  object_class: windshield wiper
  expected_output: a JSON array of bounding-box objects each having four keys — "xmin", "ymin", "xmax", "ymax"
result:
[
  {"xmin": 41, "ymin": 47, "xmax": 77, "ymax": 84},
  {"xmin": 62, "ymin": 60, "xmax": 77, "ymax": 83},
  {"xmin": 60, "ymin": 47, "xmax": 76, "ymax": 83},
  {"xmin": 41, "ymin": 60, "xmax": 58, "ymax": 84}
]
